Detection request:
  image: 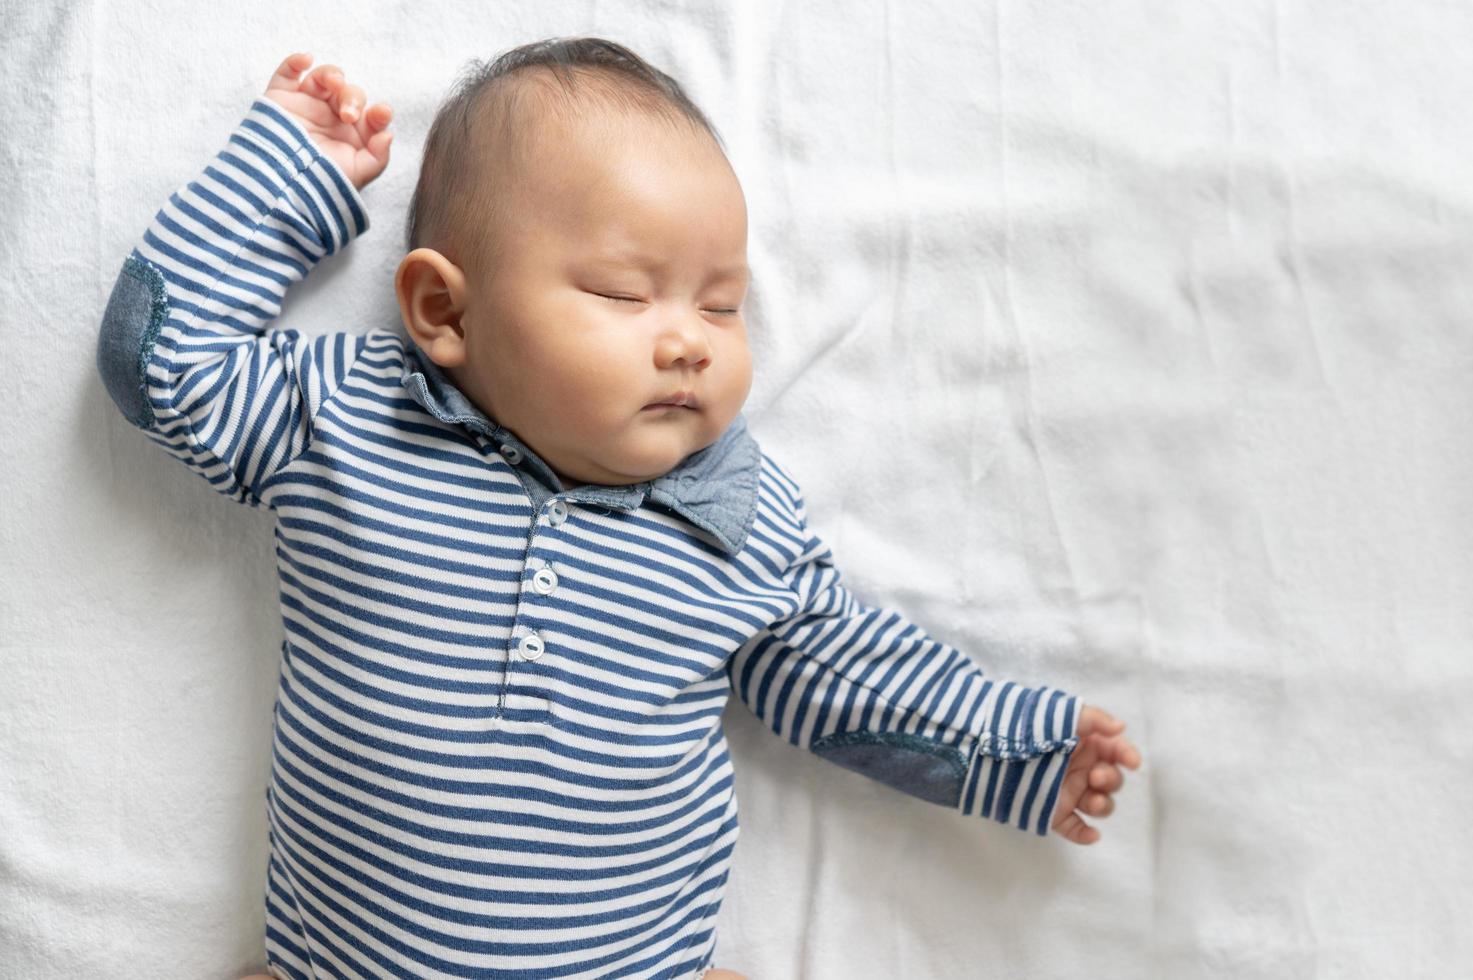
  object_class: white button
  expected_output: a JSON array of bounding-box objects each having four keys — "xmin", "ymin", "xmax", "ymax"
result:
[
  {"xmin": 532, "ymin": 567, "xmax": 559, "ymax": 595},
  {"xmin": 500, "ymin": 444, "xmax": 523, "ymax": 465},
  {"xmin": 548, "ymin": 500, "xmax": 569, "ymax": 525},
  {"xmin": 517, "ymin": 632, "xmax": 545, "ymax": 660}
]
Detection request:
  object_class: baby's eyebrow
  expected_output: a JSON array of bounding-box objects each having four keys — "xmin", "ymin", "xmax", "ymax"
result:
[
  {"xmin": 585, "ymin": 254, "xmax": 750, "ymax": 282},
  {"xmin": 711, "ymin": 262, "xmax": 752, "ymax": 281},
  {"xmin": 704, "ymin": 263, "xmax": 751, "ymax": 284}
]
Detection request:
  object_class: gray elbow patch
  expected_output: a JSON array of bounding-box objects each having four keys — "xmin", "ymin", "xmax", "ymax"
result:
[
  {"xmin": 811, "ymin": 730, "xmax": 967, "ymax": 808},
  {"xmin": 97, "ymin": 254, "xmax": 168, "ymax": 428}
]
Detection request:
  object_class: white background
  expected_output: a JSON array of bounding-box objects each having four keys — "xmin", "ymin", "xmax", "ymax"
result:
[{"xmin": 2, "ymin": 1, "xmax": 1469, "ymax": 977}]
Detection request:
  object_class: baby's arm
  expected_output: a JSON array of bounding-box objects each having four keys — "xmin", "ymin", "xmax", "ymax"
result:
[
  {"xmin": 732, "ymin": 476, "xmax": 1138, "ymax": 842},
  {"xmin": 95, "ymin": 55, "xmax": 392, "ymax": 507}
]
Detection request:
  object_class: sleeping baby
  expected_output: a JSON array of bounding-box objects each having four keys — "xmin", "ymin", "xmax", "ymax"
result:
[{"xmin": 95, "ymin": 38, "xmax": 1141, "ymax": 980}]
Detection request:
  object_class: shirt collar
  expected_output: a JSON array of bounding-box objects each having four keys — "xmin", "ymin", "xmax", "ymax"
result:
[{"xmin": 400, "ymin": 344, "xmax": 762, "ymax": 555}]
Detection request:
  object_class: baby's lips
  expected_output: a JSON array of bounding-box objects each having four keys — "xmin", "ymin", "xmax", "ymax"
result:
[{"xmin": 645, "ymin": 390, "xmax": 699, "ymax": 409}]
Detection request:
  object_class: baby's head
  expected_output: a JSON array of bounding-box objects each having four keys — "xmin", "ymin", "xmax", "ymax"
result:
[{"xmin": 394, "ymin": 38, "xmax": 752, "ymax": 491}]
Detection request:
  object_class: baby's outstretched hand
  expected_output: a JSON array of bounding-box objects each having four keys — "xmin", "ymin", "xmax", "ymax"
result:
[
  {"xmin": 263, "ymin": 52, "xmax": 393, "ymax": 191},
  {"xmin": 1051, "ymin": 704, "xmax": 1142, "ymax": 845}
]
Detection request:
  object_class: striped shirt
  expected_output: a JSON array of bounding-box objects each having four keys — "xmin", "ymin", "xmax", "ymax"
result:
[{"xmin": 95, "ymin": 97, "xmax": 1082, "ymax": 980}]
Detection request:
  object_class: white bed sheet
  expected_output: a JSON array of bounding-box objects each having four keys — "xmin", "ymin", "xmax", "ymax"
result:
[{"xmin": 2, "ymin": 1, "xmax": 1470, "ymax": 977}]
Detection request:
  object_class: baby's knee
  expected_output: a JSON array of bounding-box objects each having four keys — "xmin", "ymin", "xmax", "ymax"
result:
[{"xmin": 702, "ymin": 970, "xmax": 749, "ymax": 980}]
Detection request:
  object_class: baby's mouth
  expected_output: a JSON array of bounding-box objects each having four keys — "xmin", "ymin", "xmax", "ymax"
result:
[{"xmin": 643, "ymin": 391, "xmax": 699, "ymax": 410}]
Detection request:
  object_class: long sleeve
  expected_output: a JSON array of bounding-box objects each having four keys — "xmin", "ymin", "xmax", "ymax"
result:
[
  {"xmin": 730, "ymin": 485, "xmax": 1082, "ymax": 837},
  {"xmin": 96, "ymin": 97, "xmax": 374, "ymax": 507}
]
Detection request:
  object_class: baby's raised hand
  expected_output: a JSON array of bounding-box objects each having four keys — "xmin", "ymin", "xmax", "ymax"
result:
[
  {"xmin": 262, "ymin": 52, "xmax": 394, "ymax": 191},
  {"xmin": 1051, "ymin": 704, "xmax": 1142, "ymax": 845}
]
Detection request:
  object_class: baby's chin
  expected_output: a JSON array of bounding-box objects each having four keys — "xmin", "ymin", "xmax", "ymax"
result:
[{"xmin": 595, "ymin": 425, "xmax": 718, "ymax": 484}]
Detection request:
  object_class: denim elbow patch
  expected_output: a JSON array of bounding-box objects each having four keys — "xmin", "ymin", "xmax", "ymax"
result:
[
  {"xmin": 97, "ymin": 254, "xmax": 168, "ymax": 428},
  {"xmin": 811, "ymin": 730, "xmax": 967, "ymax": 808}
]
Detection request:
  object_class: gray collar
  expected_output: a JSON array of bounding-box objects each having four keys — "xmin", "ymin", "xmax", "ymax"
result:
[{"xmin": 400, "ymin": 345, "xmax": 762, "ymax": 555}]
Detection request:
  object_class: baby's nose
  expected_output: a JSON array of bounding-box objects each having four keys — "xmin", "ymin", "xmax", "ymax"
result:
[{"xmin": 656, "ymin": 312, "xmax": 714, "ymax": 368}]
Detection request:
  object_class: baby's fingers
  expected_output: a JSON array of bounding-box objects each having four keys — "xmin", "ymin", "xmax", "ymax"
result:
[
  {"xmin": 351, "ymin": 103, "xmax": 394, "ymax": 166},
  {"xmin": 301, "ymin": 63, "xmax": 347, "ymax": 109},
  {"xmin": 1105, "ymin": 734, "xmax": 1143, "ymax": 770},
  {"xmin": 336, "ymin": 82, "xmax": 366, "ymax": 123},
  {"xmin": 1077, "ymin": 704, "xmax": 1127, "ymax": 741},
  {"xmin": 1053, "ymin": 809, "xmax": 1101, "ymax": 846},
  {"xmin": 1089, "ymin": 761, "xmax": 1123, "ymax": 793},
  {"xmin": 360, "ymin": 102, "xmax": 393, "ymax": 130},
  {"xmin": 266, "ymin": 52, "xmax": 314, "ymax": 93},
  {"xmin": 1080, "ymin": 790, "xmax": 1115, "ymax": 817},
  {"xmin": 355, "ymin": 103, "xmax": 393, "ymax": 142}
]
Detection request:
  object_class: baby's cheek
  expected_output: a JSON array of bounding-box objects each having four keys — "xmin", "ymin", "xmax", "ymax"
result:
[{"xmin": 723, "ymin": 334, "xmax": 754, "ymax": 397}]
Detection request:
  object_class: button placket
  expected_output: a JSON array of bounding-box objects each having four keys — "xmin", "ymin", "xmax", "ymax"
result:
[
  {"xmin": 501, "ymin": 495, "xmax": 575, "ymax": 697},
  {"xmin": 532, "ymin": 567, "xmax": 559, "ymax": 595},
  {"xmin": 516, "ymin": 631, "xmax": 545, "ymax": 661}
]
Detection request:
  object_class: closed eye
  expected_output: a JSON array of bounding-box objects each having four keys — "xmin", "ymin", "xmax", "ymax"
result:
[{"xmin": 593, "ymin": 292, "xmax": 740, "ymax": 316}]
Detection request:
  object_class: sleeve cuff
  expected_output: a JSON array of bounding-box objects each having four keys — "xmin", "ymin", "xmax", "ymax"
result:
[
  {"xmin": 233, "ymin": 96, "xmax": 370, "ymax": 255},
  {"xmin": 960, "ymin": 686, "xmax": 1081, "ymax": 836}
]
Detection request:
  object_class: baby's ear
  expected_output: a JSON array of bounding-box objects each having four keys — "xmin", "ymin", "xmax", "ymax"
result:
[{"xmin": 394, "ymin": 248, "xmax": 469, "ymax": 366}]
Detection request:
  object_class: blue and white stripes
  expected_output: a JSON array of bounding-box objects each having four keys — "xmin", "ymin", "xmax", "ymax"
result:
[
  {"xmin": 732, "ymin": 472, "xmax": 1080, "ymax": 832},
  {"xmin": 98, "ymin": 98, "xmax": 1080, "ymax": 980},
  {"xmin": 133, "ymin": 97, "xmax": 371, "ymax": 504}
]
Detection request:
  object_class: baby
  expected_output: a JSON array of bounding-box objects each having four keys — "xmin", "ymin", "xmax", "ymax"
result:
[{"xmin": 96, "ymin": 39, "xmax": 1140, "ymax": 980}]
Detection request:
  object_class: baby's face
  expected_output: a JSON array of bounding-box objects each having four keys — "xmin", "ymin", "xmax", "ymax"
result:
[{"xmin": 453, "ymin": 109, "xmax": 752, "ymax": 490}]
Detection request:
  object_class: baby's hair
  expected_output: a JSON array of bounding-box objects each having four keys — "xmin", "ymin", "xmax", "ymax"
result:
[{"xmin": 404, "ymin": 36, "xmax": 726, "ymax": 278}]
